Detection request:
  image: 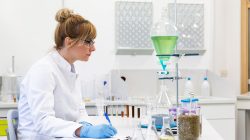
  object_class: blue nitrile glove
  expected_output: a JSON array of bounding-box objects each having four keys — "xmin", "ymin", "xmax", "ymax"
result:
[{"xmin": 80, "ymin": 124, "xmax": 117, "ymax": 138}]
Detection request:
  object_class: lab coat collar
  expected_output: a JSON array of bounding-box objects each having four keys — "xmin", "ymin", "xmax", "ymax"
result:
[{"xmin": 50, "ymin": 50, "xmax": 78, "ymax": 75}]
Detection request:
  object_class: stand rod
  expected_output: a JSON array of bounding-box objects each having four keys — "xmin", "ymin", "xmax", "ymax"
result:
[{"xmin": 176, "ymin": 62, "xmax": 179, "ymax": 107}]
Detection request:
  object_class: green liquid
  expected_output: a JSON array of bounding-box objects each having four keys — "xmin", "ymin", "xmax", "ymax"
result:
[{"xmin": 151, "ymin": 36, "xmax": 178, "ymax": 61}]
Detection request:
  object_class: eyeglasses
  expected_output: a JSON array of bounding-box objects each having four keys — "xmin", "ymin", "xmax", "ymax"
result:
[{"xmin": 81, "ymin": 40, "xmax": 95, "ymax": 47}]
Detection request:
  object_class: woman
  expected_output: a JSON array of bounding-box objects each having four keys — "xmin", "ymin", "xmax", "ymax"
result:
[{"xmin": 17, "ymin": 8, "xmax": 117, "ymax": 139}]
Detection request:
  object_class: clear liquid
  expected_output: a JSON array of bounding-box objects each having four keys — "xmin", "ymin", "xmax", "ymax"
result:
[
  {"xmin": 160, "ymin": 117, "xmax": 175, "ymax": 140},
  {"xmin": 159, "ymin": 136, "xmax": 175, "ymax": 140},
  {"xmin": 151, "ymin": 36, "xmax": 178, "ymax": 61}
]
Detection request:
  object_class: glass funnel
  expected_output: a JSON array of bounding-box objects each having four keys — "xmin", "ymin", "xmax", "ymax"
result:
[{"xmin": 151, "ymin": 1, "xmax": 178, "ymax": 65}]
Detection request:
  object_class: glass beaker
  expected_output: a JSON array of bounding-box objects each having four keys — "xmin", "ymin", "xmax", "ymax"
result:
[{"xmin": 178, "ymin": 105, "xmax": 201, "ymax": 140}]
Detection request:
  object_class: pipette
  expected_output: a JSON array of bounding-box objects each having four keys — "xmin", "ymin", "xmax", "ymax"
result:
[{"xmin": 104, "ymin": 112, "xmax": 112, "ymax": 126}]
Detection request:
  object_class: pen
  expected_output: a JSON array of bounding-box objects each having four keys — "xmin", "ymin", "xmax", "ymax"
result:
[{"xmin": 104, "ymin": 112, "xmax": 112, "ymax": 126}]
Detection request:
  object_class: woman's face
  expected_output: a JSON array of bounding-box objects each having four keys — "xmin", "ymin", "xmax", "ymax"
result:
[{"xmin": 69, "ymin": 39, "xmax": 96, "ymax": 62}]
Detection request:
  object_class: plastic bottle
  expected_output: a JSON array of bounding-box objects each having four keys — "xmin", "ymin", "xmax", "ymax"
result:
[
  {"xmin": 103, "ymin": 80, "xmax": 110, "ymax": 100},
  {"xmin": 201, "ymin": 77, "xmax": 211, "ymax": 97},
  {"xmin": 184, "ymin": 77, "xmax": 194, "ymax": 97}
]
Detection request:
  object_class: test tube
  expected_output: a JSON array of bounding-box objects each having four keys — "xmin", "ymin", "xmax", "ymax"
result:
[
  {"xmin": 126, "ymin": 105, "xmax": 129, "ymax": 117},
  {"xmin": 137, "ymin": 108, "xmax": 140, "ymax": 118},
  {"xmin": 132, "ymin": 106, "xmax": 135, "ymax": 118}
]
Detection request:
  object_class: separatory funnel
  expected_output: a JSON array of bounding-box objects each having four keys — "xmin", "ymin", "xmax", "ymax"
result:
[{"xmin": 151, "ymin": 5, "xmax": 178, "ymax": 64}]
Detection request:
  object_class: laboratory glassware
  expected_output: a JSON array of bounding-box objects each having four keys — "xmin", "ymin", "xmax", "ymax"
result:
[
  {"xmin": 95, "ymin": 75, "xmax": 108, "ymax": 116},
  {"xmin": 201, "ymin": 77, "xmax": 211, "ymax": 97},
  {"xmin": 151, "ymin": 1, "xmax": 178, "ymax": 64},
  {"xmin": 183, "ymin": 77, "xmax": 195, "ymax": 97},
  {"xmin": 157, "ymin": 79, "xmax": 172, "ymax": 109},
  {"xmin": 145, "ymin": 118, "xmax": 159, "ymax": 140},
  {"xmin": 1, "ymin": 56, "xmax": 21, "ymax": 102},
  {"xmin": 151, "ymin": 0, "xmax": 178, "ymax": 112},
  {"xmin": 169, "ymin": 107, "xmax": 177, "ymax": 128},
  {"xmin": 145, "ymin": 97, "xmax": 155, "ymax": 116},
  {"xmin": 77, "ymin": 102, "xmax": 91, "ymax": 123},
  {"xmin": 178, "ymin": 99, "xmax": 201, "ymax": 140},
  {"xmin": 95, "ymin": 98, "xmax": 105, "ymax": 116},
  {"xmin": 159, "ymin": 116, "xmax": 175, "ymax": 140},
  {"xmin": 132, "ymin": 119, "xmax": 145, "ymax": 140}
]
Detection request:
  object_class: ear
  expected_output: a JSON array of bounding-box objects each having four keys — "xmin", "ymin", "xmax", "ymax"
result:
[{"xmin": 64, "ymin": 37, "xmax": 73, "ymax": 48}]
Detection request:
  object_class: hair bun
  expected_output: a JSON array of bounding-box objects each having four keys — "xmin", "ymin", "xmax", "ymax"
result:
[{"xmin": 55, "ymin": 8, "xmax": 74, "ymax": 23}]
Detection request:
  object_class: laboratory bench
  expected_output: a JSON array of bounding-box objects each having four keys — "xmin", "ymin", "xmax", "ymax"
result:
[
  {"xmin": 0, "ymin": 96, "xmax": 236, "ymax": 140},
  {"xmin": 0, "ymin": 116, "xmax": 223, "ymax": 140}
]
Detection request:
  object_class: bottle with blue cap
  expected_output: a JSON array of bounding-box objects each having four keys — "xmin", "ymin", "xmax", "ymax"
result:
[
  {"xmin": 184, "ymin": 77, "xmax": 194, "ymax": 97},
  {"xmin": 201, "ymin": 77, "xmax": 211, "ymax": 97},
  {"xmin": 103, "ymin": 80, "xmax": 110, "ymax": 100}
]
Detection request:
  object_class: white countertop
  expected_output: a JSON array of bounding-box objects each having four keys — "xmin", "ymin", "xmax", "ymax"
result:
[
  {"xmin": 237, "ymin": 93, "xmax": 250, "ymax": 100},
  {"xmin": 185, "ymin": 96, "xmax": 235, "ymax": 104},
  {"xmin": 237, "ymin": 93, "xmax": 250, "ymax": 109},
  {"xmin": 0, "ymin": 102, "xmax": 17, "ymax": 108},
  {"xmin": 0, "ymin": 116, "xmax": 223, "ymax": 140}
]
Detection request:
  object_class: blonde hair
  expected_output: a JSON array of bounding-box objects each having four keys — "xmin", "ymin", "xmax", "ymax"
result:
[{"xmin": 54, "ymin": 8, "xmax": 96, "ymax": 50}]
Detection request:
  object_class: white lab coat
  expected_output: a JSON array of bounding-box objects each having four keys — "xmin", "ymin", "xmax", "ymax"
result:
[{"xmin": 17, "ymin": 51, "xmax": 88, "ymax": 139}]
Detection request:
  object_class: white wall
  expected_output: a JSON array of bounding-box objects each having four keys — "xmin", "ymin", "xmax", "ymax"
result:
[
  {"xmin": 66, "ymin": 0, "xmax": 213, "ymax": 75},
  {"xmin": 0, "ymin": 0, "xmax": 62, "ymax": 75},
  {"xmin": 66, "ymin": 0, "xmax": 241, "ymax": 97},
  {"xmin": 212, "ymin": 0, "xmax": 241, "ymax": 96},
  {"xmin": 0, "ymin": 0, "xmax": 241, "ymax": 97}
]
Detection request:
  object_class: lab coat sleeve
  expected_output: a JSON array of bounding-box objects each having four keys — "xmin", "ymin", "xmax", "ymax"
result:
[{"xmin": 25, "ymin": 66, "xmax": 82, "ymax": 137}]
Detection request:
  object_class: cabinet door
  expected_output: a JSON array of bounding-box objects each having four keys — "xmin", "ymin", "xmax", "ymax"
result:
[
  {"xmin": 208, "ymin": 119, "xmax": 235, "ymax": 140},
  {"xmin": 201, "ymin": 104, "xmax": 235, "ymax": 119},
  {"xmin": 201, "ymin": 104, "xmax": 235, "ymax": 140}
]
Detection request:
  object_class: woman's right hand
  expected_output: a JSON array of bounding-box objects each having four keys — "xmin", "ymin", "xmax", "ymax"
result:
[{"xmin": 80, "ymin": 124, "xmax": 117, "ymax": 138}]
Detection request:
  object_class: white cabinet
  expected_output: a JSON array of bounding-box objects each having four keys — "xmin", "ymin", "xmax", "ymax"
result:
[{"xmin": 201, "ymin": 103, "xmax": 235, "ymax": 140}]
